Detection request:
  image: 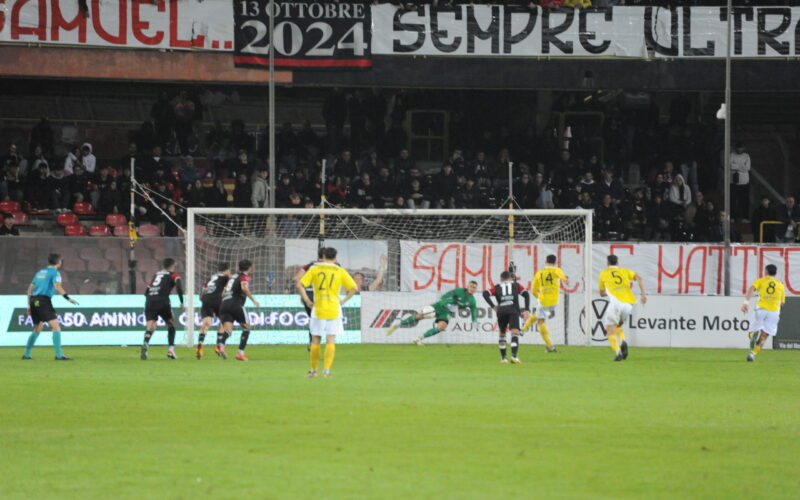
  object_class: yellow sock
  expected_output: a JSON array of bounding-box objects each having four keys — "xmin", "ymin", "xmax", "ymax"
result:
[
  {"xmin": 617, "ymin": 327, "xmax": 625, "ymax": 342},
  {"xmin": 753, "ymin": 344, "xmax": 762, "ymax": 355},
  {"xmin": 324, "ymin": 343, "xmax": 336, "ymax": 371},
  {"xmin": 607, "ymin": 333, "xmax": 620, "ymax": 353},
  {"xmin": 310, "ymin": 344, "xmax": 321, "ymax": 371},
  {"xmin": 538, "ymin": 322, "xmax": 552, "ymax": 349},
  {"xmin": 522, "ymin": 315, "xmax": 537, "ymax": 331}
]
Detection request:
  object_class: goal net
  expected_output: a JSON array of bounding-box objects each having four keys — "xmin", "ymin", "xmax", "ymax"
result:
[{"xmin": 185, "ymin": 208, "xmax": 592, "ymax": 347}]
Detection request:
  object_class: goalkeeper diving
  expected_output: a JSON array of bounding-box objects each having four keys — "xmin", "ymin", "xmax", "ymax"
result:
[{"xmin": 386, "ymin": 281, "xmax": 479, "ymax": 345}]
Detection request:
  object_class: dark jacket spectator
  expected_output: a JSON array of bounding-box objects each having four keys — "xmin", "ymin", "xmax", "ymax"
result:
[
  {"xmin": 326, "ymin": 176, "xmax": 348, "ymax": 206},
  {"xmin": 596, "ymin": 194, "xmax": 623, "ymax": 239},
  {"xmin": 515, "ymin": 173, "xmax": 538, "ymax": 209},
  {"xmin": 776, "ymin": 196, "xmax": 800, "ymax": 243},
  {"xmin": 751, "ymin": 197, "xmax": 777, "ymax": 243},
  {"xmin": 350, "ymin": 172, "xmax": 378, "ymax": 208},
  {"xmin": 373, "ymin": 167, "xmax": 397, "ymax": 208},
  {"xmin": 98, "ymin": 180, "xmax": 123, "ymax": 215},
  {"xmin": 206, "ymin": 179, "xmax": 229, "ymax": 207},
  {"xmin": 68, "ymin": 165, "xmax": 92, "ymax": 203},
  {"xmin": 48, "ymin": 168, "xmax": 71, "ymax": 212},
  {"xmin": 395, "ymin": 149, "xmax": 416, "ymax": 178},
  {"xmin": 432, "ymin": 164, "xmax": 458, "ymax": 208},
  {"xmin": 233, "ymin": 173, "xmax": 252, "ymax": 208},
  {"xmin": 183, "ymin": 180, "xmax": 206, "ymax": 208},
  {"xmin": 596, "ymin": 170, "xmax": 625, "ymax": 203},
  {"xmin": 275, "ymin": 175, "xmax": 296, "ymax": 208},
  {"xmin": 405, "ymin": 179, "xmax": 431, "ymax": 209},
  {"xmin": 646, "ymin": 194, "xmax": 671, "ymax": 241},
  {"xmin": 120, "ymin": 142, "xmax": 143, "ymax": 171},
  {"xmin": 332, "ymin": 150, "xmax": 359, "ymax": 181},
  {"xmin": 551, "ymin": 149, "xmax": 579, "ymax": 188}
]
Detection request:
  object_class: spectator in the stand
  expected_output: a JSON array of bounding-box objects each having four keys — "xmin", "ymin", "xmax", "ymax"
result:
[
  {"xmin": 48, "ymin": 166, "xmax": 70, "ymax": 213},
  {"xmin": 730, "ymin": 141, "xmax": 751, "ymax": 223},
  {"xmin": 534, "ymin": 172, "xmax": 554, "ymax": 209},
  {"xmin": 29, "ymin": 118, "xmax": 54, "ymax": 157},
  {"xmin": 373, "ymin": 167, "xmax": 397, "ymax": 208},
  {"xmin": 227, "ymin": 149, "xmax": 254, "ymax": 181},
  {"xmin": 576, "ymin": 191, "xmax": 594, "ymax": 210},
  {"xmin": 432, "ymin": 163, "xmax": 458, "ymax": 208},
  {"xmin": 233, "ymin": 173, "xmax": 252, "ymax": 208},
  {"xmin": 668, "ymin": 174, "xmax": 692, "ymax": 217},
  {"xmin": 470, "ymin": 151, "xmax": 491, "ymax": 181},
  {"xmin": 277, "ymin": 122, "xmax": 299, "ymax": 171},
  {"xmin": 163, "ymin": 204, "xmax": 185, "ymax": 237},
  {"xmin": 275, "ymin": 174, "xmax": 295, "ymax": 208},
  {"xmin": 692, "ymin": 199, "xmax": 718, "ymax": 242},
  {"xmin": 579, "ymin": 171, "xmax": 597, "ymax": 201},
  {"xmin": 648, "ymin": 173, "xmax": 670, "ymax": 201},
  {"xmin": 776, "ymin": 196, "xmax": 800, "ymax": 243},
  {"xmin": 118, "ymin": 167, "xmax": 132, "ymax": 195},
  {"xmin": 596, "ymin": 194, "xmax": 623, "ymax": 239},
  {"xmin": 349, "ymin": 90, "xmax": 368, "ymax": 154},
  {"xmin": 646, "ymin": 193, "xmax": 670, "ymax": 241},
  {"xmin": 68, "ymin": 165, "xmax": 91, "ymax": 204},
  {"xmin": 172, "ymin": 90, "xmax": 196, "ymax": 155},
  {"xmin": 447, "ymin": 149, "xmax": 466, "ymax": 178},
  {"xmin": 27, "ymin": 163, "xmax": 50, "ymax": 210},
  {"xmin": 251, "ymin": 169, "xmax": 270, "ymax": 208},
  {"xmin": 326, "ymin": 175, "xmax": 349, "ymax": 206},
  {"xmin": 177, "ymin": 156, "xmax": 202, "ymax": 183},
  {"xmin": 405, "ymin": 178, "xmax": 431, "ymax": 209},
  {"xmin": 361, "ymin": 150, "xmax": 384, "ymax": 178},
  {"xmin": 183, "ymin": 179, "xmax": 206, "ymax": 208},
  {"xmin": 305, "ymin": 172, "xmax": 323, "ymax": 205},
  {"xmin": 515, "ymin": 173, "xmax": 537, "ymax": 208},
  {"xmin": 707, "ymin": 203, "xmax": 725, "ymax": 242},
  {"xmin": 207, "ymin": 179, "xmax": 229, "ymax": 207},
  {"xmin": 494, "ymin": 148, "xmax": 513, "ymax": 186},
  {"xmin": 323, "ymin": 87, "xmax": 348, "ymax": 152},
  {"xmin": 63, "ymin": 145, "xmax": 82, "ymax": 175},
  {"xmin": 5, "ymin": 164, "xmax": 24, "ymax": 203},
  {"xmin": 350, "ymin": 172, "xmax": 377, "ymax": 208},
  {"xmin": 81, "ymin": 143, "xmax": 96, "ymax": 174},
  {"xmin": 596, "ymin": 169, "xmax": 624, "ymax": 203},
  {"xmin": 585, "ymin": 154, "xmax": 605, "ymax": 179},
  {"xmin": 292, "ymin": 170, "xmax": 308, "ymax": 196},
  {"xmin": 3, "ymin": 143, "xmax": 27, "ymax": 175},
  {"xmin": 134, "ymin": 121, "xmax": 157, "ymax": 153},
  {"xmin": 29, "ymin": 145, "xmax": 49, "ymax": 174},
  {"xmin": 455, "ymin": 177, "xmax": 479, "ymax": 209},
  {"xmin": 552, "ymin": 149, "xmax": 578, "ymax": 188},
  {"xmin": 144, "ymin": 145, "xmax": 171, "ymax": 182},
  {"xmin": 0, "ymin": 217, "xmax": 19, "ymax": 236},
  {"xmin": 120, "ymin": 142, "xmax": 142, "ymax": 171},
  {"xmin": 91, "ymin": 166, "xmax": 113, "ymax": 208},
  {"xmin": 332, "ymin": 149, "xmax": 358, "ymax": 181},
  {"xmin": 151, "ymin": 91, "xmax": 175, "ymax": 150},
  {"xmin": 98, "ymin": 180, "xmax": 123, "ymax": 215},
  {"xmin": 661, "ymin": 161, "xmax": 676, "ymax": 184},
  {"xmin": 751, "ymin": 196, "xmax": 777, "ymax": 243},
  {"xmin": 395, "ymin": 148, "xmax": 416, "ymax": 178},
  {"xmin": 685, "ymin": 191, "xmax": 704, "ymax": 231},
  {"xmin": 625, "ymin": 188, "xmax": 647, "ymax": 239}
]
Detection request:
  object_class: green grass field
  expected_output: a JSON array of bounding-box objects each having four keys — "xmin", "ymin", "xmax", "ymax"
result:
[{"xmin": 1, "ymin": 345, "xmax": 798, "ymax": 499}]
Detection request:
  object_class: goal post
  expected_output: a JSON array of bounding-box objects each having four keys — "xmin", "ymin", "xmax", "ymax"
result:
[{"xmin": 185, "ymin": 208, "xmax": 592, "ymax": 347}]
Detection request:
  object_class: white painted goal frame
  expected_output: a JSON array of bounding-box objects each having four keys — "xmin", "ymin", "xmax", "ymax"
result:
[{"xmin": 185, "ymin": 208, "xmax": 593, "ymax": 346}]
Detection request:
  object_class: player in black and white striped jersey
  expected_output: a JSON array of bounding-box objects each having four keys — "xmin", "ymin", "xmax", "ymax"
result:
[
  {"xmin": 195, "ymin": 263, "xmax": 232, "ymax": 360},
  {"xmin": 483, "ymin": 271, "xmax": 531, "ymax": 364}
]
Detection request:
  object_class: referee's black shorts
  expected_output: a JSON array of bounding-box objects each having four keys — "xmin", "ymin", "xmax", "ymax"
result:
[{"xmin": 30, "ymin": 295, "xmax": 57, "ymax": 324}]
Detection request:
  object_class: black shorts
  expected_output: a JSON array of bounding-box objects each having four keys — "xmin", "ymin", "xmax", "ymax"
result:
[
  {"xmin": 219, "ymin": 300, "xmax": 247, "ymax": 325},
  {"xmin": 30, "ymin": 296, "xmax": 57, "ymax": 324},
  {"xmin": 144, "ymin": 299, "xmax": 173, "ymax": 322},
  {"xmin": 200, "ymin": 297, "xmax": 221, "ymax": 318},
  {"xmin": 496, "ymin": 308, "xmax": 521, "ymax": 334},
  {"xmin": 302, "ymin": 292, "xmax": 314, "ymax": 316}
]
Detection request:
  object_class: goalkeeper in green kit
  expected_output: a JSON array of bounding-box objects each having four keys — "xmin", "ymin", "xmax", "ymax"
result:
[{"xmin": 386, "ymin": 281, "xmax": 479, "ymax": 345}]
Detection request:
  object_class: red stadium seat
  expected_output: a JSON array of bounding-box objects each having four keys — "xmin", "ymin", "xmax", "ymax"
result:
[
  {"xmin": 137, "ymin": 224, "xmax": 161, "ymax": 237},
  {"xmin": 10, "ymin": 212, "xmax": 30, "ymax": 226},
  {"xmin": 0, "ymin": 201, "xmax": 21, "ymax": 214},
  {"xmin": 64, "ymin": 224, "xmax": 87, "ymax": 236},
  {"xmin": 113, "ymin": 225, "xmax": 129, "ymax": 237},
  {"xmin": 73, "ymin": 202, "xmax": 96, "ymax": 215},
  {"xmin": 89, "ymin": 224, "xmax": 111, "ymax": 237},
  {"xmin": 57, "ymin": 212, "xmax": 79, "ymax": 226},
  {"xmin": 105, "ymin": 214, "xmax": 127, "ymax": 227}
]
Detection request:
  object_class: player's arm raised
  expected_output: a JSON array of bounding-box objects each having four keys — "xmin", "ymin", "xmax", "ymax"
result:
[
  {"xmin": 634, "ymin": 273, "xmax": 647, "ymax": 304},
  {"xmin": 242, "ymin": 278, "xmax": 260, "ymax": 309},
  {"xmin": 741, "ymin": 285, "xmax": 756, "ymax": 313},
  {"xmin": 54, "ymin": 281, "xmax": 79, "ymax": 305}
]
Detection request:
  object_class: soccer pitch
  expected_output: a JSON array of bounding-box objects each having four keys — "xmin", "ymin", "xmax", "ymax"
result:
[{"xmin": 2, "ymin": 345, "xmax": 798, "ymax": 499}]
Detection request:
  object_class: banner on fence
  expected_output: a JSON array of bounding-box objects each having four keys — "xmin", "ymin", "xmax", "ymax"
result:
[
  {"xmin": 233, "ymin": 0, "xmax": 371, "ymax": 69},
  {"xmin": 400, "ymin": 242, "xmax": 800, "ymax": 297},
  {"xmin": 0, "ymin": 294, "xmax": 361, "ymax": 346}
]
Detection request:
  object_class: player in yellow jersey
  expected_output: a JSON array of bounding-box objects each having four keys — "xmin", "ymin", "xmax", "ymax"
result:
[
  {"xmin": 522, "ymin": 254, "xmax": 568, "ymax": 353},
  {"xmin": 741, "ymin": 264, "xmax": 785, "ymax": 362},
  {"xmin": 298, "ymin": 247, "xmax": 358, "ymax": 378},
  {"xmin": 598, "ymin": 254, "xmax": 647, "ymax": 362}
]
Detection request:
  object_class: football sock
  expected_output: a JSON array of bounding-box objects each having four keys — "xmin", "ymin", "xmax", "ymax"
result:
[
  {"xmin": 511, "ymin": 336, "xmax": 520, "ymax": 358},
  {"xmin": 52, "ymin": 331, "xmax": 63, "ymax": 358},
  {"xmin": 143, "ymin": 330, "xmax": 154, "ymax": 346},
  {"xmin": 617, "ymin": 328, "xmax": 626, "ymax": 342},
  {"xmin": 198, "ymin": 333, "xmax": 206, "ymax": 344},
  {"xmin": 239, "ymin": 330, "xmax": 250, "ymax": 351},
  {"xmin": 753, "ymin": 344, "xmax": 762, "ymax": 355},
  {"xmin": 324, "ymin": 343, "xmax": 336, "ymax": 370},
  {"xmin": 400, "ymin": 315, "xmax": 418, "ymax": 326},
  {"xmin": 538, "ymin": 322, "xmax": 553, "ymax": 349},
  {"xmin": 218, "ymin": 331, "xmax": 231, "ymax": 345},
  {"xmin": 499, "ymin": 336, "xmax": 507, "ymax": 359},
  {"xmin": 167, "ymin": 326, "xmax": 176, "ymax": 348},
  {"xmin": 607, "ymin": 333, "xmax": 620, "ymax": 353},
  {"xmin": 423, "ymin": 327, "xmax": 440, "ymax": 338},
  {"xmin": 310, "ymin": 344, "xmax": 321, "ymax": 371},
  {"xmin": 24, "ymin": 332, "xmax": 39, "ymax": 357},
  {"xmin": 522, "ymin": 315, "xmax": 537, "ymax": 331}
]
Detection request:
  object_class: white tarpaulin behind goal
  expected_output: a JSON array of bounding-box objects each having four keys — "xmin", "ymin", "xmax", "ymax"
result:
[{"xmin": 185, "ymin": 208, "xmax": 592, "ymax": 345}]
